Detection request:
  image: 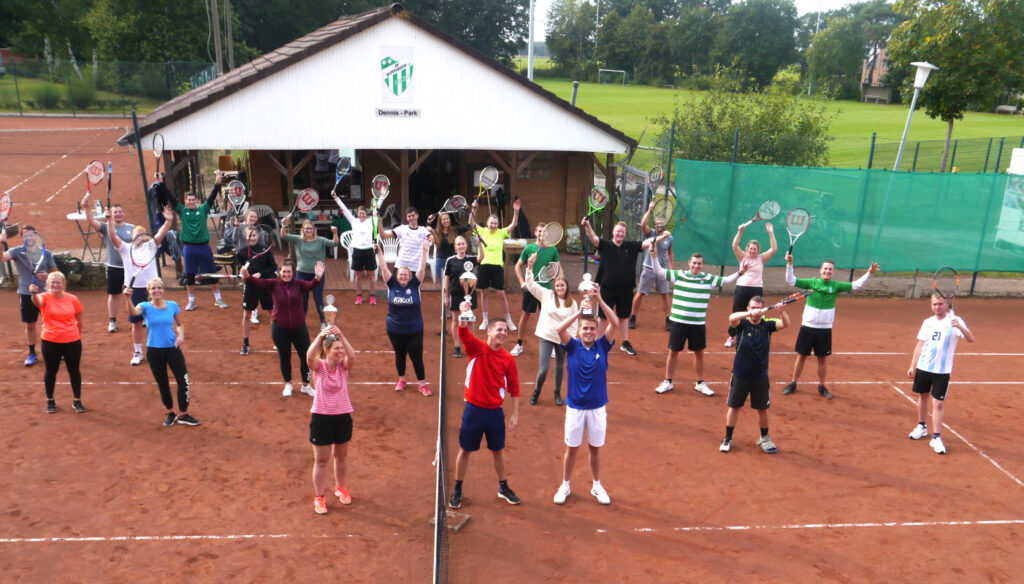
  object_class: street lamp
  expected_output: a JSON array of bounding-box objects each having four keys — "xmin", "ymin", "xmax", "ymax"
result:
[{"xmin": 893, "ymin": 61, "xmax": 939, "ymax": 171}]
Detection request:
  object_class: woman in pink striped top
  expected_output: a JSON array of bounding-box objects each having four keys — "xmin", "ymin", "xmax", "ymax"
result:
[{"xmin": 305, "ymin": 324, "xmax": 356, "ymax": 515}]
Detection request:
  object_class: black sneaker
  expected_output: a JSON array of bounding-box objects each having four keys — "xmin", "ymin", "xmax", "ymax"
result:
[
  {"xmin": 817, "ymin": 385, "xmax": 834, "ymax": 400},
  {"xmin": 497, "ymin": 484, "xmax": 521, "ymax": 505},
  {"xmin": 176, "ymin": 413, "xmax": 201, "ymax": 426},
  {"xmin": 453, "ymin": 346, "xmax": 462, "ymax": 358},
  {"xmin": 163, "ymin": 412, "xmax": 178, "ymax": 427},
  {"xmin": 628, "ymin": 315, "xmax": 636, "ymax": 329},
  {"xmin": 240, "ymin": 344, "xmax": 252, "ymax": 356},
  {"xmin": 72, "ymin": 400, "xmax": 86, "ymax": 413},
  {"xmin": 620, "ymin": 341, "xmax": 637, "ymax": 356},
  {"xmin": 665, "ymin": 317, "xmax": 671, "ymax": 331},
  {"xmin": 554, "ymin": 392, "xmax": 564, "ymax": 407},
  {"xmin": 449, "ymin": 487, "xmax": 463, "ymax": 509},
  {"xmin": 782, "ymin": 382, "xmax": 796, "ymax": 395},
  {"xmin": 529, "ymin": 390, "xmax": 539, "ymax": 406},
  {"xmin": 46, "ymin": 399, "xmax": 56, "ymax": 414}
]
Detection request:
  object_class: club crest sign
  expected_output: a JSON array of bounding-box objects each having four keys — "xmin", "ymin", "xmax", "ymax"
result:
[{"xmin": 380, "ymin": 47, "xmax": 414, "ymax": 102}]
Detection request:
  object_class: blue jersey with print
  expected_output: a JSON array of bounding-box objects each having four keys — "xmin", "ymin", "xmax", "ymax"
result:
[
  {"xmin": 140, "ymin": 301, "xmax": 180, "ymax": 348},
  {"xmin": 562, "ymin": 336, "xmax": 613, "ymax": 410},
  {"xmin": 386, "ymin": 274, "xmax": 423, "ymax": 334}
]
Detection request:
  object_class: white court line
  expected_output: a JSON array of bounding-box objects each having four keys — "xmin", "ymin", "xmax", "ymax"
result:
[
  {"xmin": 889, "ymin": 382, "xmax": 1024, "ymax": 488},
  {"xmin": 0, "ymin": 533, "xmax": 367, "ymax": 544},
  {"xmin": 625, "ymin": 518, "xmax": 1024, "ymax": 534},
  {"xmin": 0, "ymin": 127, "xmax": 127, "ymax": 133},
  {"xmin": 19, "ymin": 380, "xmax": 1024, "ymax": 387},
  {"xmin": 4, "ymin": 348, "xmax": 1022, "ymax": 357}
]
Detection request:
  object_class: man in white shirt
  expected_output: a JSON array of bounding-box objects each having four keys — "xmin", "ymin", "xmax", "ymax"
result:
[
  {"xmin": 380, "ymin": 207, "xmax": 434, "ymax": 271},
  {"xmin": 906, "ymin": 294, "xmax": 976, "ymax": 455}
]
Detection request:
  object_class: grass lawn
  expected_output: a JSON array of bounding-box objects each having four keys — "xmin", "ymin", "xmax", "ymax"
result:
[{"xmin": 0, "ymin": 76, "xmax": 163, "ymax": 115}]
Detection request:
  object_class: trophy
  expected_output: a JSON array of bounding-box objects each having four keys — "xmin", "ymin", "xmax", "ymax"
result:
[
  {"xmin": 459, "ymin": 271, "xmax": 477, "ymax": 323},
  {"xmin": 324, "ymin": 294, "xmax": 337, "ymax": 326},
  {"xmin": 579, "ymin": 273, "xmax": 596, "ymax": 317}
]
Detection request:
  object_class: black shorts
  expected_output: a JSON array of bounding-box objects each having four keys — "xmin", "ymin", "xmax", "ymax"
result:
[
  {"xmin": 477, "ymin": 264, "xmax": 504, "ymax": 290},
  {"xmin": 521, "ymin": 289, "xmax": 539, "ymax": 313},
  {"xmin": 912, "ymin": 369, "xmax": 950, "ymax": 401},
  {"xmin": 351, "ymin": 248, "xmax": 376, "ymax": 271},
  {"xmin": 598, "ymin": 285, "xmax": 633, "ymax": 319},
  {"xmin": 727, "ymin": 375, "xmax": 771, "ymax": 410},
  {"xmin": 106, "ymin": 266, "xmax": 125, "ymax": 295},
  {"xmin": 128, "ymin": 288, "xmax": 148, "ymax": 323},
  {"xmin": 795, "ymin": 326, "xmax": 832, "ymax": 357},
  {"xmin": 668, "ymin": 321, "xmax": 707, "ymax": 352},
  {"xmin": 449, "ymin": 289, "xmax": 478, "ymax": 312},
  {"xmin": 309, "ymin": 412, "xmax": 353, "ymax": 445},
  {"xmin": 20, "ymin": 294, "xmax": 40, "ymax": 323},
  {"xmin": 243, "ymin": 283, "xmax": 274, "ymax": 311}
]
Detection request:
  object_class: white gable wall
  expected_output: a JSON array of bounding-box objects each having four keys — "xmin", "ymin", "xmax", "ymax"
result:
[{"xmin": 149, "ymin": 18, "xmax": 628, "ymax": 154}]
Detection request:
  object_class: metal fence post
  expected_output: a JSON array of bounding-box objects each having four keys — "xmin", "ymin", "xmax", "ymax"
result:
[
  {"xmin": 994, "ymin": 138, "xmax": 1005, "ymax": 172},
  {"xmin": 11, "ymin": 59, "xmax": 23, "ymax": 116},
  {"xmin": 65, "ymin": 65, "xmax": 76, "ymax": 117},
  {"xmin": 948, "ymin": 139, "xmax": 958, "ymax": 171},
  {"xmin": 911, "ymin": 142, "xmax": 921, "ymax": 172},
  {"xmin": 731, "ymin": 128, "xmax": 739, "ymax": 164},
  {"xmin": 867, "ymin": 132, "xmax": 876, "ymax": 169},
  {"xmin": 983, "ymin": 138, "xmax": 993, "ymax": 173}
]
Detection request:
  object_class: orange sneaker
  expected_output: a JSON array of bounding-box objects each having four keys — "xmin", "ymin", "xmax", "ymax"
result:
[
  {"xmin": 314, "ymin": 496, "xmax": 328, "ymax": 515},
  {"xmin": 334, "ymin": 486, "xmax": 352, "ymax": 505}
]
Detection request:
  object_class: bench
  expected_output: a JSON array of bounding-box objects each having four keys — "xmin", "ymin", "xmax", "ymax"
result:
[{"xmin": 995, "ymin": 105, "xmax": 1018, "ymax": 114}]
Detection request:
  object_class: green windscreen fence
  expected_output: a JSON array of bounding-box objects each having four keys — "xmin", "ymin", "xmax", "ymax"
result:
[{"xmin": 672, "ymin": 159, "xmax": 1024, "ymax": 273}]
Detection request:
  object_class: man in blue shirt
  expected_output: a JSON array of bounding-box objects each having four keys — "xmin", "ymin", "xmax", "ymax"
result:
[
  {"xmin": 552, "ymin": 284, "xmax": 619, "ymax": 506},
  {"xmin": 720, "ymin": 296, "xmax": 790, "ymax": 454}
]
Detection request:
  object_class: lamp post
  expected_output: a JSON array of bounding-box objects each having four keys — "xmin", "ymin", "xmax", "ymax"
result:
[{"xmin": 893, "ymin": 61, "xmax": 938, "ymax": 171}]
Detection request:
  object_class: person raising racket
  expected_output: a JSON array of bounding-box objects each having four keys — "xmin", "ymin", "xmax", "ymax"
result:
[
  {"xmin": 80, "ymin": 194, "xmax": 134, "ymax": 332},
  {"xmin": 108, "ymin": 206, "xmax": 174, "ymax": 366},
  {"xmin": 306, "ymin": 324, "xmax": 357, "ymax": 514},
  {"xmin": 242, "ymin": 259, "xmax": 325, "ymax": 397},
  {"xmin": 332, "ymin": 196, "xmax": 377, "ymax": 305},
  {"xmin": 524, "ymin": 252, "xmax": 577, "ymax": 406},
  {"xmin": 173, "ymin": 171, "xmax": 229, "ymax": 311},
  {"xmin": 30, "ymin": 272, "xmax": 85, "ymax": 414},
  {"xmin": 782, "ymin": 252, "xmax": 880, "ymax": 400},
  {"xmin": 123, "ymin": 277, "xmax": 199, "ymax": 427},
  {"xmin": 512, "ymin": 222, "xmax": 561, "ymax": 357},
  {"xmin": 724, "ymin": 220, "xmax": 778, "ymax": 347},
  {"xmin": 470, "ymin": 198, "xmax": 521, "ymax": 331},
  {"xmin": 629, "ymin": 199, "xmax": 675, "ymax": 332},
  {"xmin": 238, "ymin": 225, "xmax": 278, "ymax": 356},
  {"xmin": 0, "ymin": 225, "xmax": 57, "ymax": 366},
  {"xmin": 281, "ymin": 218, "xmax": 338, "ymax": 329},
  {"xmin": 443, "ymin": 235, "xmax": 484, "ymax": 358},
  {"xmin": 377, "ymin": 238, "xmax": 432, "ymax": 396},
  {"xmin": 379, "ymin": 206, "xmax": 434, "ymax": 274},
  {"xmin": 581, "ymin": 217, "xmax": 642, "ymax": 355}
]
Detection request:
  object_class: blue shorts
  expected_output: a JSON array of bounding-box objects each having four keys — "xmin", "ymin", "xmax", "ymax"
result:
[
  {"xmin": 458, "ymin": 402, "xmax": 505, "ymax": 452},
  {"xmin": 182, "ymin": 243, "xmax": 216, "ymax": 275},
  {"xmin": 128, "ymin": 287, "xmax": 148, "ymax": 324}
]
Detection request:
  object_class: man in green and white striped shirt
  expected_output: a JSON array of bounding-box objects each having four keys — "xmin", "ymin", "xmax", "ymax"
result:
[{"xmin": 651, "ymin": 250, "xmax": 742, "ymax": 396}]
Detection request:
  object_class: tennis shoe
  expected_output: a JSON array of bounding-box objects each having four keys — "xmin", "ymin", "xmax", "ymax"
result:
[
  {"xmin": 529, "ymin": 390, "xmax": 540, "ymax": 406},
  {"xmin": 185, "ymin": 300, "xmax": 197, "ymax": 311},
  {"xmin": 554, "ymin": 391, "xmax": 564, "ymax": 406},
  {"xmin": 72, "ymin": 400, "xmax": 87, "ymax": 414},
  {"xmin": 130, "ymin": 351, "xmax": 143, "ymax": 366},
  {"xmin": 930, "ymin": 436, "xmax": 946, "ymax": 454},
  {"xmin": 628, "ymin": 315, "xmax": 636, "ymax": 329},
  {"xmin": 249, "ymin": 312, "xmax": 259, "ymax": 325},
  {"xmin": 590, "ymin": 483, "xmax": 611, "ymax": 505},
  {"xmin": 334, "ymin": 486, "xmax": 352, "ymax": 505},
  {"xmin": 240, "ymin": 344, "xmax": 252, "ymax": 356},
  {"xmin": 654, "ymin": 380, "xmax": 674, "ymax": 394},
  {"xmin": 665, "ymin": 317, "xmax": 671, "ymax": 331},
  {"xmin": 354, "ymin": 295, "xmax": 363, "ymax": 305},
  {"xmin": 724, "ymin": 336, "xmax": 736, "ymax": 348},
  {"xmin": 497, "ymin": 484, "xmax": 521, "ymax": 505},
  {"xmin": 449, "ymin": 487, "xmax": 463, "ymax": 509},
  {"xmin": 510, "ymin": 344, "xmax": 524, "ymax": 357},
  {"xmin": 694, "ymin": 381, "xmax": 715, "ymax": 396},
  {"xmin": 282, "ymin": 382, "xmax": 294, "ymax": 397},
  {"xmin": 24, "ymin": 353, "xmax": 37, "ymax": 367},
  {"xmin": 719, "ymin": 437, "xmax": 733, "ymax": 452},
  {"xmin": 369, "ymin": 295, "xmax": 377, "ymax": 305},
  {"xmin": 314, "ymin": 496, "xmax": 328, "ymax": 515},
  {"xmin": 214, "ymin": 299, "xmax": 229, "ymax": 309},
  {"xmin": 46, "ymin": 399, "xmax": 56, "ymax": 414},
  {"xmin": 163, "ymin": 412, "xmax": 177, "ymax": 427},
  {"xmin": 757, "ymin": 435, "xmax": 778, "ymax": 454},
  {"xmin": 300, "ymin": 383, "xmax": 315, "ymax": 397},
  {"xmin": 453, "ymin": 346, "xmax": 462, "ymax": 358},
  {"xmin": 394, "ymin": 379, "xmax": 407, "ymax": 392},
  {"xmin": 817, "ymin": 385, "xmax": 834, "ymax": 400},
  {"xmin": 417, "ymin": 383, "xmax": 432, "ymax": 397},
  {"xmin": 553, "ymin": 483, "xmax": 571, "ymax": 505},
  {"xmin": 620, "ymin": 341, "xmax": 637, "ymax": 356},
  {"xmin": 506, "ymin": 316, "xmax": 516, "ymax": 331},
  {"xmin": 782, "ymin": 382, "xmax": 796, "ymax": 395},
  {"xmin": 478, "ymin": 319, "xmax": 488, "ymax": 331},
  {"xmin": 909, "ymin": 423, "xmax": 928, "ymax": 440},
  {"xmin": 176, "ymin": 413, "xmax": 200, "ymax": 426},
  {"xmin": 107, "ymin": 321, "xmax": 117, "ymax": 333}
]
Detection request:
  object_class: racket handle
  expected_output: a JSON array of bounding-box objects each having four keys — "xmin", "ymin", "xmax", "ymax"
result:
[
  {"xmin": 242, "ymin": 261, "xmax": 251, "ymax": 272},
  {"xmin": 787, "ymin": 244, "xmax": 794, "ymax": 255},
  {"xmin": 128, "ymin": 275, "xmax": 136, "ymax": 288}
]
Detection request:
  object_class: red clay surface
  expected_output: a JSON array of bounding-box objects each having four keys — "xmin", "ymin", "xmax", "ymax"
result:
[{"xmin": 2, "ymin": 117, "xmax": 1023, "ymax": 583}]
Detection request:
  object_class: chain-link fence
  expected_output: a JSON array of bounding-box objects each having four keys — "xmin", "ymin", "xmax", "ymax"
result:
[{"xmin": 0, "ymin": 57, "xmax": 215, "ymax": 116}]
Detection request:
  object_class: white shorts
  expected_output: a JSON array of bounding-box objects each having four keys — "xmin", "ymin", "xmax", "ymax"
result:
[
  {"xmin": 637, "ymin": 268, "xmax": 671, "ymax": 295},
  {"xmin": 564, "ymin": 405, "xmax": 607, "ymax": 448}
]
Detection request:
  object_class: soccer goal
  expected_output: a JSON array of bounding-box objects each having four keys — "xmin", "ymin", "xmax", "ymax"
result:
[{"xmin": 598, "ymin": 69, "xmax": 627, "ymax": 85}]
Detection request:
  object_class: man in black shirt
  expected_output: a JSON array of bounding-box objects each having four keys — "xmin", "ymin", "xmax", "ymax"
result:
[
  {"xmin": 720, "ymin": 296, "xmax": 789, "ymax": 454},
  {"xmin": 582, "ymin": 217, "xmax": 642, "ymax": 355}
]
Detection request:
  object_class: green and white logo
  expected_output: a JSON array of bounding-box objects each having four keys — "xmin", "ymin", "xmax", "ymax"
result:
[{"xmin": 381, "ymin": 55, "xmax": 413, "ymax": 97}]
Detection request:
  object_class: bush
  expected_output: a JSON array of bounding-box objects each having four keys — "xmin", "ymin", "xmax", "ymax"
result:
[
  {"xmin": 30, "ymin": 84, "xmax": 61, "ymax": 109},
  {"xmin": 67, "ymin": 73, "xmax": 97, "ymax": 109}
]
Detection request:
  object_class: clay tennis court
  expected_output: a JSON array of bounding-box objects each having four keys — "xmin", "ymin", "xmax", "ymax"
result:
[{"xmin": 2, "ymin": 118, "xmax": 1023, "ymax": 583}]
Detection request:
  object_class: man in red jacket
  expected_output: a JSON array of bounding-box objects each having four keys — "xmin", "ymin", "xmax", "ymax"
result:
[{"xmin": 450, "ymin": 305, "xmax": 521, "ymax": 509}]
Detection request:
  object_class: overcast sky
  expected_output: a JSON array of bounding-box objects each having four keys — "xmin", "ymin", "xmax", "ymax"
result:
[{"xmin": 530, "ymin": 0, "xmax": 858, "ymax": 41}]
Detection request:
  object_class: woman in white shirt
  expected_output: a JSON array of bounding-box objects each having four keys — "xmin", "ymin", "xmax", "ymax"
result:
[
  {"xmin": 524, "ymin": 253, "xmax": 578, "ymax": 407},
  {"xmin": 334, "ymin": 196, "xmax": 377, "ymax": 305},
  {"xmin": 725, "ymin": 221, "xmax": 777, "ymax": 347}
]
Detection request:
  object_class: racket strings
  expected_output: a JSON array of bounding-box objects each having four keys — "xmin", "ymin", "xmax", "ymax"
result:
[
  {"xmin": 759, "ymin": 200, "xmax": 781, "ymax": 219},
  {"xmin": 786, "ymin": 209, "xmax": 810, "ymax": 235},
  {"xmin": 542, "ymin": 225, "xmax": 563, "ymax": 246}
]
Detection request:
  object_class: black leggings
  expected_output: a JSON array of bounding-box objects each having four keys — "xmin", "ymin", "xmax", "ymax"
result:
[
  {"xmin": 387, "ymin": 330, "xmax": 425, "ymax": 380},
  {"xmin": 147, "ymin": 346, "xmax": 190, "ymax": 412},
  {"xmin": 271, "ymin": 323, "xmax": 311, "ymax": 383},
  {"xmin": 41, "ymin": 339, "xmax": 82, "ymax": 400},
  {"xmin": 729, "ymin": 285, "xmax": 763, "ymax": 337}
]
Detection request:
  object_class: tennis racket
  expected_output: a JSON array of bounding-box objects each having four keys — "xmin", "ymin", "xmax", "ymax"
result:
[
  {"xmin": 785, "ymin": 208, "xmax": 810, "ymax": 254},
  {"xmin": 539, "ymin": 222, "xmax": 563, "ymax": 247},
  {"xmin": 652, "ymin": 195, "xmax": 676, "ymax": 225},
  {"xmin": 241, "ymin": 224, "xmax": 276, "ymax": 272},
  {"xmin": 0, "ymin": 192, "xmax": 10, "ymax": 284},
  {"xmin": 932, "ymin": 267, "xmax": 959, "ymax": 314},
  {"xmin": 126, "ymin": 233, "xmax": 158, "ymax": 288},
  {"xmin": 371, "ymin": 174, "xmax": 391, "ymax": 243},
  {"xmin": 106, "ymin": 161, "xmax": 113, "ymax": 210},
  {"xmin": 768, "ymin": 290, "xmax": 812, "ymax": 310},
  {"xmin": 152, "ymin": 133, "xmax": 165, "ymax": 175},
  {"xmin": 748, "ymin": 200, "xmax": 781, "ymax": 225},
  {"xmin": 331, "ymin": 157, "xmax": 352, "ymax": 197},
  {"xmin": 586, "ymin": 186, "xmax": 610, "ymax": 219},
  {"xmin": 225, "ymin": 180, "xmax": 247, "ymax": 216},
  {"xmin": 438, "ymin": 195, "xmax": 472, "ymax": 228},
  {"xmin": 289, "ymin": 188, "xmax": 320, "ymax": 220},
  {"xmin": 477, "ymin": 166, "xmax": 499, "ymax": 216},
  {"xmin": 24, "ymin": 230, "xmax": 48, "ymax": 287},
  {"xmin": 534, "ymin": 261, "xmax": 560, "ymax": 284},
  {"xmin": 648, "ymin": 166, "xmax": 664, "ymax": 195},
  {"xmin": 84, "ymin": 160, "xmax": 105, "ymax": 203}
]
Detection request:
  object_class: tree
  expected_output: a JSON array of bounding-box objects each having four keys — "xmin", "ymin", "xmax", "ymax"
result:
[
  {"xmin": 804, "ymin": 16, "xmax": 864, "ymax": 99},
  {"xmin": 406, "ymin": 0, "xmax": 528, "ymax": 63},
  {"xmin": 546, "ymin": 0, "xmax": 597, "ymax": 75},
  {"xmin": 670, "ymin": 4, "xmax": 721, "ymax": 75},
  {"xmin": 713, "ymin": 0, "xmax": 799, "ymax": 88},
  {"xmin": 888, "ymin": 0, "xmax": 1024, "ymax": 171},
  {"xmin": 84, "ymin": 0, "xmax": 212, "ymax": 62}
]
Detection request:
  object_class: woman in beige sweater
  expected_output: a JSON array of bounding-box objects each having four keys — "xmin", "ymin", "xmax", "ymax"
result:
[{"xmin": 525, "ymin": 253, "xmax": 578, "ymax": 407}]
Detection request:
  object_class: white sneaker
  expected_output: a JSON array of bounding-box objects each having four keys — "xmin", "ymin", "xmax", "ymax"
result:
[
  {"xmin": 300, "ymin": 383, "xmax": 315, "ymax": 396},
  {"xmin": 551, "ymin": 348, "xmax": 557, "ymax": 359},
  {"xmin": 214, "ymin": 298, "xmax": 229, "ymax": 309},
  {"xmin": 590, "ymin": 483, "xmax": 611, "ymax": 505},
  {"xmin": 909, "ymin": 424, "xmax": 928, "ymax": 440},
  {"xmin": 694, "ymin": 381, "xmax": 715, "ymax": 396},
  {"xmin": 185, "ymin": 300, "xmax": 197, "ymax": 311},
  {"xmin": 129, "ymin": 352, "xmax": 143, "ymax": 366},
  {"xmin": 930, "ymin": 436, "xmax": 946, "ymax": 454},
  {"xmin": 107, "ymin": 321, "xmax": 118, "ymax": 333},
  {"xmin": 724, "ymin": 336, "xmax": 736, "ymax": 347},
  {"xmin": 654, "ymin": 380, "xmax": 674, "ymax": 394},
  {"xmin": 250, "ymin": 312, "xmax": 259, "ymax": 325},
  {"xmin": 510, "ymin": 344, "xmax": 524, "ymax": 357},
  {"xmin": 478, "ymin": 319, "xmax": 488, "ymax": 331},
  {"xmin": 282, "ymin": 382, "xmax": 294, "ymax": 397},
  {"xmin": 507, "ymin": 316, "xmax": 517, "ymax": 331},
  {"xmin": 553, "ymin": 482, "xmax": 571, "ymax": 505}
]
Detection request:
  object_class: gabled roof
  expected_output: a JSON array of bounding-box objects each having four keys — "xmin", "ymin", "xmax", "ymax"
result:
[{"xmin": 120, "ymin": 3, "xmax": 634, "ymax": 154}]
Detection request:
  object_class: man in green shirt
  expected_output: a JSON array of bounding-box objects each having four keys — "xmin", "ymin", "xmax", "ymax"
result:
[
  {"xmin": 782, "ymin": 252, "xmax": 880, "ymax": 399},
  {"xmin": 511, "ymin": 222, "xmax": 561, "ymax": 356},
  {"xmin": 471, "ymin": 197, "xmax": 521, "ymax": 331},
  {"xmin": 175, "ymin": 171, "xmax": 228, "ymax": 311}
]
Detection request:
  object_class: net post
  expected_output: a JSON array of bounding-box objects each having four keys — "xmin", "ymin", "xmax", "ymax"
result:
[{"xmin": 867, "ymin": 132, "xmax": 876, "ymax": 169}]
